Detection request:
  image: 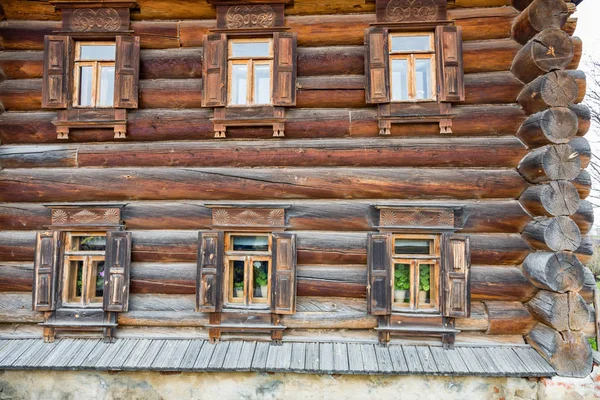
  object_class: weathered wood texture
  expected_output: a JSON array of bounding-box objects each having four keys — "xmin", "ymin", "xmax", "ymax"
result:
[
  {"xmin": 522, "ymin": 217, "xmax": 581, "ymax": 252},
  {"xmin": 571, "ymin": 200, "xmax": 594, "ymax": 235},
  {"xmin": 511, "ymin": 0, "xmax": 570, "ymax": 45},
  {"xmin": 521, "ymin": 251, "xmax": 585, "ymax": 293},
  {"xmin": 575, "ymin": 236, "xmax": 593, "ymax": 266},
  {"xmin": 471, "ymin": 266, "xmax": 538, "ymax": 302},
  {"xmin": 517, "ymin": 70, "xmax": 585, "ymax": 115},
  {"xmin": 571, "ymin": 104, "xmax": 591, "ymax": 136},
  {"xmin": 484, "ymin": 301, "xmax": 536, "ymax": 335},
  {"xmin": 516, "ymin": 108, "xmax": 579, "ymax": 148},
  {"xmin": 527, "ymin": 291, "xmax": 590, "ymax": 332},
  {"xmin": 519, "ymin": 181, "xmax": 580, "ymax": 217},
  {"xmin": 569, "ymin": 136, "xmax": 591, "ymax": 169},
  {"xmin": 517, "ymin": 144, "xmax": 581, "ymax": 183},
  {"xmin": 573, "ymin": 170, "xmax": 591, "ymax": 200}
]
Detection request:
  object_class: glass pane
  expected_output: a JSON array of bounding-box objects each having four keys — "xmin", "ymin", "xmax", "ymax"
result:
[
  {"xmin": 232, "ymin": 235, "xmax": 269, "ymax": 252},
  {"xmin": 418, "ymin": 264, "xmax": 432, "ymax": 307},
  {"xmin": 231, "ymin": 260, "xmax": 245, "ymax": 300},
  {"xmin": 93, "ymin": 261, "xmax": 105, "ymax": 299},
  {"xmin": 391, "ymin": 35, "xmax": 431, "ymax": 52},
  {"xmin": 231, "ymin": 41, "xmax": 270, "ymax": 58},
  {"xmin": 252, "ymin": 260, "xmax": 269, "ymax": 302},
  {"xmin": 65, "ymin": 260, "xmax": 84, "ymax": 303},
  {"xmin": 78, "ymin": 66, "xmax": 93, "ymax": 106},
  {"xmin": 394, "ymin": 239, "xmax": 432, "ymax": 255},
  {"xmin": 98, "ymin": 66, "xmax": 115, "ymax": 107},
  {"xmin": 71, "ymin": 235, "xmax": 106, "ymax": 252},
  {"xmin": 391, "ymin": 59, "xmax": 409, "ymax": 101},
  {"xmin": 80, "ymin": 45, "xmax": 116, "ymax": 61},
  {"xmin": 231, "ymin": 64, "xmax": 248, "ymax": 105},
  {"xmin": 415, "ymin": 59, "xmax": 432, "ymax": 100},
  {"xmin": 254, "ymin": 64, "xmax": 271, "ymax": 105},
  {"xmin": 393, "ymin": 263, "xmax": 411, "ymax": 305}
]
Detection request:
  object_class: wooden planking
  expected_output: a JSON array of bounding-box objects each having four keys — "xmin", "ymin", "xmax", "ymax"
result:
[
  {"xmin": 179, "ymin": 340, "xmax": 205, "ymax": 370},
  {"xmin": 207, "ymin": 341, "xmax": 230, "ymax": 370},
  {"xmin": 318, "ymin": 342, "xmax": 334, "ymax": 372},
  {"xmin": 347, "ymin": 343, "xmax": 364, "ymax": 372},
  {"xmin": 290, "ymin": 342, "xmax": 306, "ymax": 372},
  {"xmin": 121, "ymin": 339, "xmax": 155, "ymax": 369},
  {"xmin": 250, "ymin": 342, "xmax": 270, "ymax": 370},
  {"xmin": 304, "ymin": 342, "xmax": 320, "ymax": 372},
  {"xmin": 402, "ymin": 346, "xmax": 424, "ymax": 373},
  {"xmin": 388, "ymin": 345, "xmax": 409, "ymax": 373}
]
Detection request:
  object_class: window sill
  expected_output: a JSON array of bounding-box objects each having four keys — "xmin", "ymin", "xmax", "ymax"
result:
[
  {"xmin": 53, "ymin": 108, "xmax": 127, "ymax": 139},
  {"xmin": 211, "ymin": 106, "xmax": 285, "ymax": 138}
]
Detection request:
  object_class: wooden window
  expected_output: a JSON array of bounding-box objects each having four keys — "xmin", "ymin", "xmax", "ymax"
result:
[
  {"xmin": 389, "ymin": 33, "xmax": 436, "ymax": 102},
  {"xmin": 73, "ymin": 42, "xmax": 116, "ymax": 108},
  {"xmin": 228, "ymin": 39, "xmax": 274, "ymax": 106}
]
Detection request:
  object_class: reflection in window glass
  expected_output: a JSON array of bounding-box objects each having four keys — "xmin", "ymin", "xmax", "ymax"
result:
[
  {"xmin": 232, "ymin": 235, "xmax": 269, "ymax": 252},
  {"xmin": 252, "ymin": 260, "xmax": 269, "ymax": 301},
  {"xmin": 80, "ymin": 45, "xmax": 116, "ymax": 61},
  {"xmin": 415, "ymin": 59, "xmax": 432, "ymax": 100},
  {"xmin": 231, "ymin": 64, "xmax": 248, "ymax": 105},
  {"xmin": 231, "ymin": 41, "xmax": 270, "ymax": 58},
  {"xmin": 79, "ymin": 66, "xmax": 93, "ymax": 106},
  {"xmin": 394, "ymin": 239, "xmax": 431, "ymax": 255},
  {"xmin": 94, "ymin": 261, "xmax": 105, "ymax": 299},
  {"xmin": 74, "ymin": 261, "xmax": 84, "ymax": 298},
  {"xmin": 254, "ymin": 64, "xmax": 271, "ymax": 104},
  {"xmin": 231, "ymin": 260, "xmax": 245, "ymax": 299},
  {"xmin": 418, "ymin": 264, "xmax": 432, "ymax": 307},
  {"xmin": 71, "ymin": 235, "xmax": 106, "ymax": 252},
  {"xmin": 391, "ymin": 35, "xmax": 431, "ymax": 52},
  {"xmin": 99, "ymin": 66, "xmax": 115, "ymax": 107},
  {"xmin": 391, "ymin": 59, "xmax": 409, "ymax": 101}
]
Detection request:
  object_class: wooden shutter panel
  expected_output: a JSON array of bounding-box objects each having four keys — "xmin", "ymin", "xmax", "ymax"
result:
[
  {"xmin": 103, "ymin": 231, "xmax": 132, "ymax": 312},
  {"xmin": 273, "ymin": 32, "xmax": 297, "ymax": 106},
  {"xmin": 33, "ymin": 231, "xmax": 59, "ymax": 311},
  {"xmin": 271, "ymin": 233, "xmax": 297, "ymax": 314},
  {"xmin": 442, "ymin": 234, "xmax": 471, "ymax": 318},
  {"xmin": 196, "ymin": 231, "xmax": 224, "ymax": 312},
  {"xmin": 367, "ymin": 233, "xmax": 392, "ymax": 315},
  {"xmin": 42, "ymin": 36, "xmax": 69, "ymax": 109},
  {"xmin": 436, "ymin": 25, "xmax": 465, "ymax": 102},
  {"xmin": 365, "ymin": 27, "xmax": 390, "ymax": 104},
  {"xmin": 202, "ymin": 34, "xmax": 227, "ymax": 107},
  {"xmin": 114, "ymin": 35, "xmax": 140, "ymax": 108}
]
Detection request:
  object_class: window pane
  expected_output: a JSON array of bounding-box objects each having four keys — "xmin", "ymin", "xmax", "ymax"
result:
[
  {"xmin": 65, "ymin": 260, "xmax": 84, "ymax": 303},
  {"xmin": 232, "ymin": 235, "xmax": 269, "ymax": 252},
  {"xmin": 254, "ymin": 64, "xmax": 271, "ymax": 104},
  {"xmin": 80, "ymin": 45, "xmax": 116, "ymax": 61},
  {"xmin": 415, "ymin": 59, "xmax": 432, "ymax": 100},
  {"xmin": 391, "ymin": 59, "xmax": 409, "ymax": 101},
  {"xmin": 418, "ymin": 264, "xmax": 433, "ymax": 307},
  {"xmin": 252, "ymin": 260, "xmax": 269, "ymax": 302},
  {"xmin": 231, "ymin": 260, "xmax": 245, "ymax": 300},
  {"xmin": 71, "ymin": 235, "xmax": 106, "ymax": 252},
  {"xmin": 394, "ymin": 239, "xmax": 432, "ymax": 255},
  {"xmin": 231, "ymin": 41, "xmax": 270, "ymax": 58},
  {"xmin": 98, "ymin": 66, "xmax": 115, "ymax": 107},
  {"xmin": 391, "ymin": 35, "xmax": 431, "ymax": 52},
  {"xmin": 393, "ymin": 263, "xmax": 411, "ymax": 305},
  {"xmin": 78, "ymin": 66, "xmax": 93, "ymax": 106},
  {"xmin": 93, "ymin": 261, "xmax": 105, "ymax": 300},
  {"xmin": 231, "ymin": 64, "xmax": 248, "ymax": 105}
]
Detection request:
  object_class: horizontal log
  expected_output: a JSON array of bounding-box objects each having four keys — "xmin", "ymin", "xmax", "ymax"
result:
[
  {"xmin": 569, "ymin": 136, "xmax": 591, "ymax": 169},
  {"xmin": 516, "ymin": 107, "xmax": 579, "ymax": 148},
  {"xmin": 517, "ymin": 70, "xmax": 584, "ymax": 115},
  {"xmin": 521, "ymin": 251, "xmax": 585, "ymax": 293},
  {"xmin": 517, "ymin": 144, "xmax": 581, "ymax": 183},
  {"xmin": 484, "ymin": 301, "xmax": 536, "ymax": 335},
  {"xmin": 580, "ymin": 267, "xmax": 596, "ymax": 303},
  {"xmin": 0, "ymin": 167, "xmax": 528, "ymax": 202},
  {"xmin": 573, "ymin": 170, "xmax": 591, "ymax": 200},
  {"xmin": 522, "ymin": 216, "xmax": 582, "ymax": 252},
  {"xmin": 0, "ymin": 262, "xmax": 33, "ymax": 292},
  {"xmin": 511, "ymin": 0, "xmax": 570, "ymax": 45},
  {"xmin": 471, "ymin": 266, "xmax": 538, "ymax": 302},
  {"xmin": 519, "ymin": 181, "xmax": 580, "ymax": 217},
  {"xmin": 571, "ymin": 200, "xmax": 594, "ymax": 235},
  {"xmin": 571, "ymin": 104, "xmax": 591, "ymax": 136},
  {"xmin": 527, "ymin": 290, "xmax": 590, "ymax": 331}
]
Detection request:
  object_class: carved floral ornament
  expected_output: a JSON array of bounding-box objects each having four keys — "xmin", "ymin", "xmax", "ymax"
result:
[
  {"xmin": 71, "ymin": 8, "xmax": 121, "ymax": 32},
  {"xmin": 379, "ymin": 208, "xmax": 454, "ymax": 228},
  {"xmin": 385, "ymin": 0, "xmax": 438, "ymax": 22},
  {"xmin": 212, "ymin": 208, "xmax": 285, "ymax": 227},
  {"xmin": 51, "ymin": 208, "xmax": 121, "ymax": 225},
  {"xmin": 225, "ymin": 5, "xmax": 276, "ymax": 29}
]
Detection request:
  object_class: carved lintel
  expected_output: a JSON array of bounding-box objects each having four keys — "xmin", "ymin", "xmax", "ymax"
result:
[
  {"xmin": 212, "ymin": 207, "xmax": 286, "ymax": 228},
  {"xmin": 375, "ymin": 0, "xmax": 448, "ymax": 24},
  {"xmin": 215, "ymin": 3, "xmax": 286, "ymax": 29},
  {"xmin": 57, "ymin": 126, "xmax": 70, "ymax": 140},
  {"xmin": 48, "ymin": 206, "xmax": 123, "ymax": 227},
  {"xmin": 377, "ymin": 206, "xmax": 458, "ymax": 230}
]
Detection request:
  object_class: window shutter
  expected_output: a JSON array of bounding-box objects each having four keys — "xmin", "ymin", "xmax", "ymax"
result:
[
  {"xmin": 42, "ymin": 36, "xmax": 70, "ymax": 109},
  {"xmin": 103, "ymin": 231, "xmax": 132, "ymax": 312},
  {"xmin": 273, "ymin": 32, "xmax": 297, "ymax": 106},
  {"xmin": 436, "ymin": 25, "xmax": 465, "ymax": 102},
  {"xmin": 114, "ymin": 35, "xmax": 140, "ymax": 108},
  {"xmin": 202, "ymin": 34, "xmax": 227, "ymax": 107},
  {"xmin": 271, "ymin": 233, "xmax": 297, "ymax": 314},
  {"xmin": 196, "ymin": 231, "xmax": 224, "ymax": 312},
  {"xmin": 32, "ymin": 231, "xmax": 59, "ymax": 311},
  {"xmin": 367, "ymin": 233, "xmax": 392, "ymax": 315},
  {"xmin": 442, "ymin": 234, "xmax": 471, "ymax": 318},
  {"xmin": 365, "ymin": 27, "xmax": 390, "ymax": 104}
]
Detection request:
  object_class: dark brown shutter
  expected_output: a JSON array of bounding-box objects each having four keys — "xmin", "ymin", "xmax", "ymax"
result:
[
  {"xmin": 196, "ymin": 231, "xmax": 224, "ymax": 312},
  {"xmin": 103, "ymin": 231, "xmax": 132, "ymax": 312},
  {"xmin": 114, "ymin": 35, "xmax": 140, "ymax": 108},
  {"xmin": 365, "ymin": 27, "xmax": 390, "ymax": 104},
  {"xmin": 442, "ymin": 234, "xmax": 471, "ymax": 318},
  {"xmin": 42, "ymin": 36, "xmax": 69, "ymax": 109},
  {"xmin": 273, "ymin": 32, "xmax": 297, "ymax": 106},
  {"xmin": 367, "ymin": 233, "xmax": 392, "ymax": 315},
  {"xmin": 271, "ymin": 233, "xmax": 297, "ymax": 314},
  {"xmin": 436, "ymin": 25, "xmax": 465, "ymax": 102},
  {"xmin": 33, "ymin": 231, "xmax": 59, "ymax": 311},
  {"xmin": 202, "ymin": 33, "xmax": 228, "ymax": 107}
]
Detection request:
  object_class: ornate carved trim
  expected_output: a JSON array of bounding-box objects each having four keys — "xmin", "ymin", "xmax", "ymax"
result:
[
  {"xmin": 377, "ymin": 206, "xmax": 457, "ymax": 230},
  {"xmin": 374, "ymin": 0, "xmax": 447, "ymax": 24},
  {"xmin": 211, "ymin": 207, "xmax": 286, "ymax": 228},
  {"xmin": 71, "ymin": 8, "xmax": 121, "ymax": 32},
  {"xmin": 46, "ymin": 205, "xmax": 125, "ymax": 227},
  {"xmin": 55, "ymin": 2, "xmax": 133, "ymax": 33},
  {"xmin": 215, "ymin": 3, "xmax": 285, "ymax": 29}
]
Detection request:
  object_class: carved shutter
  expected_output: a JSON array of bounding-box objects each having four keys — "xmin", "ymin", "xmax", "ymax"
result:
[
  {"xmin": 442, "ymin": 234, "xmax": 471, "ymax": 318},
  {"xmin": 196, "ymin": 231, "xmax": 224, "ymax": 312},
  {"xmin": 365, "ymin": 27, "xmax": 390, "ymax": 104},
  {"xmin": 33, "ymin": 231, "xmax": 59, "ymax": 311},
  {"xmin": 42, "ymin": 36, "xmax": 70, "ymax": 109},
  {"xmin": 436, "ymin": 25, "xmax": 465, "ymax": 102},
  {"xmin": 202, "ymin": 34, "xmax": 228, "ymax": 107},
  {"xmin": 114, "ymin": 36, "xmax": 140, "ymax": 108},
  {"xmin": 103, "ymin": 231, "xmax": 132, "ymax": 312},
  {"xmin": 271, "ymin": 233, "xmax": 297, "ymax": 314},
  {"xmin": 367, "ymin": 233, "xmax": 392, "ymax": 315},
  {"xmin": 273, "ymin": 32, "xmax": 297, "ymax": 106}
]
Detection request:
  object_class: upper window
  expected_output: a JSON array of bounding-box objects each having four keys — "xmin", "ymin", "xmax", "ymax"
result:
[
  {"xmin": 389, "ymin": 33, "xmax": 436, "ymax": 102},
  {"xmin": 228, "ymin": 39, "xmax": 273, "ymax": 106},
  {"xmin": 74, "ymin": 42, "xmax": 116, "ymax": 108}
]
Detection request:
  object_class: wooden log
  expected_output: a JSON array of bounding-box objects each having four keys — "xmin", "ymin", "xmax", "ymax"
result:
[
  {"xmin": 521, "ymin": 251, "xmax": 585, "ymax": 293},
  {"xmin": 128, "ymin": 294, "xmax": 196, "ymax": 312},
  {"xmin": 580, "ymin": 267, "xmax": 596, "ymax": 303},
  {"xmin": 511, "ymin": 29, "xmax": 574, "ymax": 84},
  {"xmin": 0, "ymin": 232, "xmax": 35, "ymax": 262},
  {"xmin": 516, "ymin": 108, "xmax": 579, "ymax": 148},
  {"xmin": 471, "ymin": 266, "xmax": 538, "ymax": 302},
  {"xmin": 139, "ymin": 79, "xmax": 203, "ymax": 109},
  {"xmin": 517, "ymin": 144, "xmax": 581, "ymax": 183},
  {"xmin": 572, "ymin": 170, "xmax": 591, "ymax": 200},
  {"xmin": 0, "ymin": 262, "xmax": 33, "ymax": 292},
  {"xmin": 575, "ymin": 236, "xmax": 593, "ymax": 267},
  {"xmin": 570, "ymin": 104, "xmax": 591, "ymax": 136},
  {"xmin": 455, "ymin": 302, "xmax": 489, "ymax": 332},
  {"xmin": 484, "ymin": 301, "xmax": 536, "ymax": 335},
  {"xmin": 463, "ymin": 71, "xmax": 524, "ymax": 105},
  {"xmin": 527, "ymin": 291, "xmax": 590, "ymax": 331},
  {"xmin": 519, "ymin": 181, "xmax": 580, "ymax": 217},
  {"xmin": 0, "ymin": 167, "xmax": 528, "ymax": 202},
  {"xmin": 568, "ymin": 136, "xmax": 590, "ymax": 169},
  {"xmin": 130, "ymin": 262, "xmax": 196, "ymax": 295},
  {"xmin": 522, "ymin": 216, "xmax": 581, "ymax": 252},
  {"xmin": 517, "ymin": 70, "xmax": 584, "ymax": 115},
  {"xmin": 471, "ymin": 234, "xmax": 532, "ymax": 265},
  {"xmin": 571, "ymin": 200, "xmax": 594, "ymax": 235},
  {"xmin": 512, "ymin": 0, "xmax": 570, "ymax": 45},
  {"xmin": 0, "ymin": 145, "xmax": 78, "ymax": 169},
  {"xmin": 526, "ymin": 323, "xmax": 593, "ymax": 378}
]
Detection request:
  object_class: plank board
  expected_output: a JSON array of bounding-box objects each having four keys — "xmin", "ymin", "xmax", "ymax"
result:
[
  {"xmin": 222, "ymin": 340, "xmax": 243, "ymax": 371},
  {"xmin": 236, "ymin": 341, "xmax": 256, "ymax": 371},
  {"xmin": 347, "ymin": 343, "xmax": 364, "ymax": 372},
  {"xmin": 416, "ymin": 346, "xmax": 438, "ymax": 374},
  {"xmin": 402, "ymin": 345, "xmax": 424, "ymax": 373},
  {"xmin": 333, "ymin": 342, "xmax": 349, "ymax": 372},
  {"xmin": 388, "ymin": 345, "xmax": 409, "ymax": 373},
  {"xmin": 179, "ymin": 340, "xmax": 205, "ymax": 370},
  {"xmin": 374, "ymin": 345, "xmax": 393, "ymax": 373},
  {"xmin": 290, "ymin": 342, "xmax": 306, "ymax": 372},
  {"xmin": 305, "ymin": 342, "xmax": 320, "ymax": 372},
  {"xmin": 250, "ymin": 342, "xmax": 270, "ymax": 370}
]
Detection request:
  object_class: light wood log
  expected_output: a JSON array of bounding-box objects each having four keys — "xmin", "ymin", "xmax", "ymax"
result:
[
  {"xmin": 568, "ymin": 136, "xmax": 590, "ymax": 169},
  {"xmin": 573, "ymin": 170, "xmax": 591, "ymax": 200},
  {"xmin": 571, "ymin": 200, "xmax": 593, "ymax": 235},
  {"xmin": 517, "ymin": 144, "xmax": 581, "ymax": 183},
  {"xmin": 512, "ymin": 0, "xmax": 570, "ymax": 45},
  {"xmin": 484, "ymin": 301, "xmax": 536, "ymax": 335},
  {"xmin": 511, "ymin": 29, "xmax": 574, "ymax": 84},
  {"xmin": 516, "ymin": 107, "xmax": 579, "ymax": 148},
  {"xmin": 575, "ymin": 236, "xmax": 593, "ymax": 267},
  {"xmin": 0, "ymin": 145, "xmax": 78, "ymax": 169},
  {"xmin": 517, "ymin": 70, "xmax": 584, "ymax": 115},
  {"xmin": 522, "ymin": 216, "xmax": 581, "ymax": 251},
  {"xmin": 570, "ymin": 104, "xmax": 591, "ymax": 136},
  {"xmin": 522, "ymin": 251, "xmax": 585, "ymax": 293},
  {"xmin": 455, "ymin": 302, "xmax": 489, "ymax": 332},
  {"xmin": 527, "ymin": 290, "xmax": 590, "ymax": 331},
  {"xmin": 471, "ymin": 266, "xmax": 538, "ymax": 302},
  {"xmin": 519, "ymin": 181, "xmax": 580, "ymax": 217},
  {"xmin": 0, "ymin": 262, "xmax": 33, "ymax": 292}
]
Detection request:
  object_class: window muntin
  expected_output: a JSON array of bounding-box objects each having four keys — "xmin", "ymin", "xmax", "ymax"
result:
[
  {"xmin": 228, "ymin": 39, "xmax": 273, "ymax": 106},
  {"xmin": 389, "ymin": 33, "xmax": 436, "ymax": 102},
  {"xmin": 74, "ymin": 42, "xmax": 116, "ymax": 108}
]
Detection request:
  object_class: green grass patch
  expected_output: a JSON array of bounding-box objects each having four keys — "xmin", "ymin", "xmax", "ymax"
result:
[{"xmin": 589, "ymin": 337, "xmax": 598, "ymax": 351}]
